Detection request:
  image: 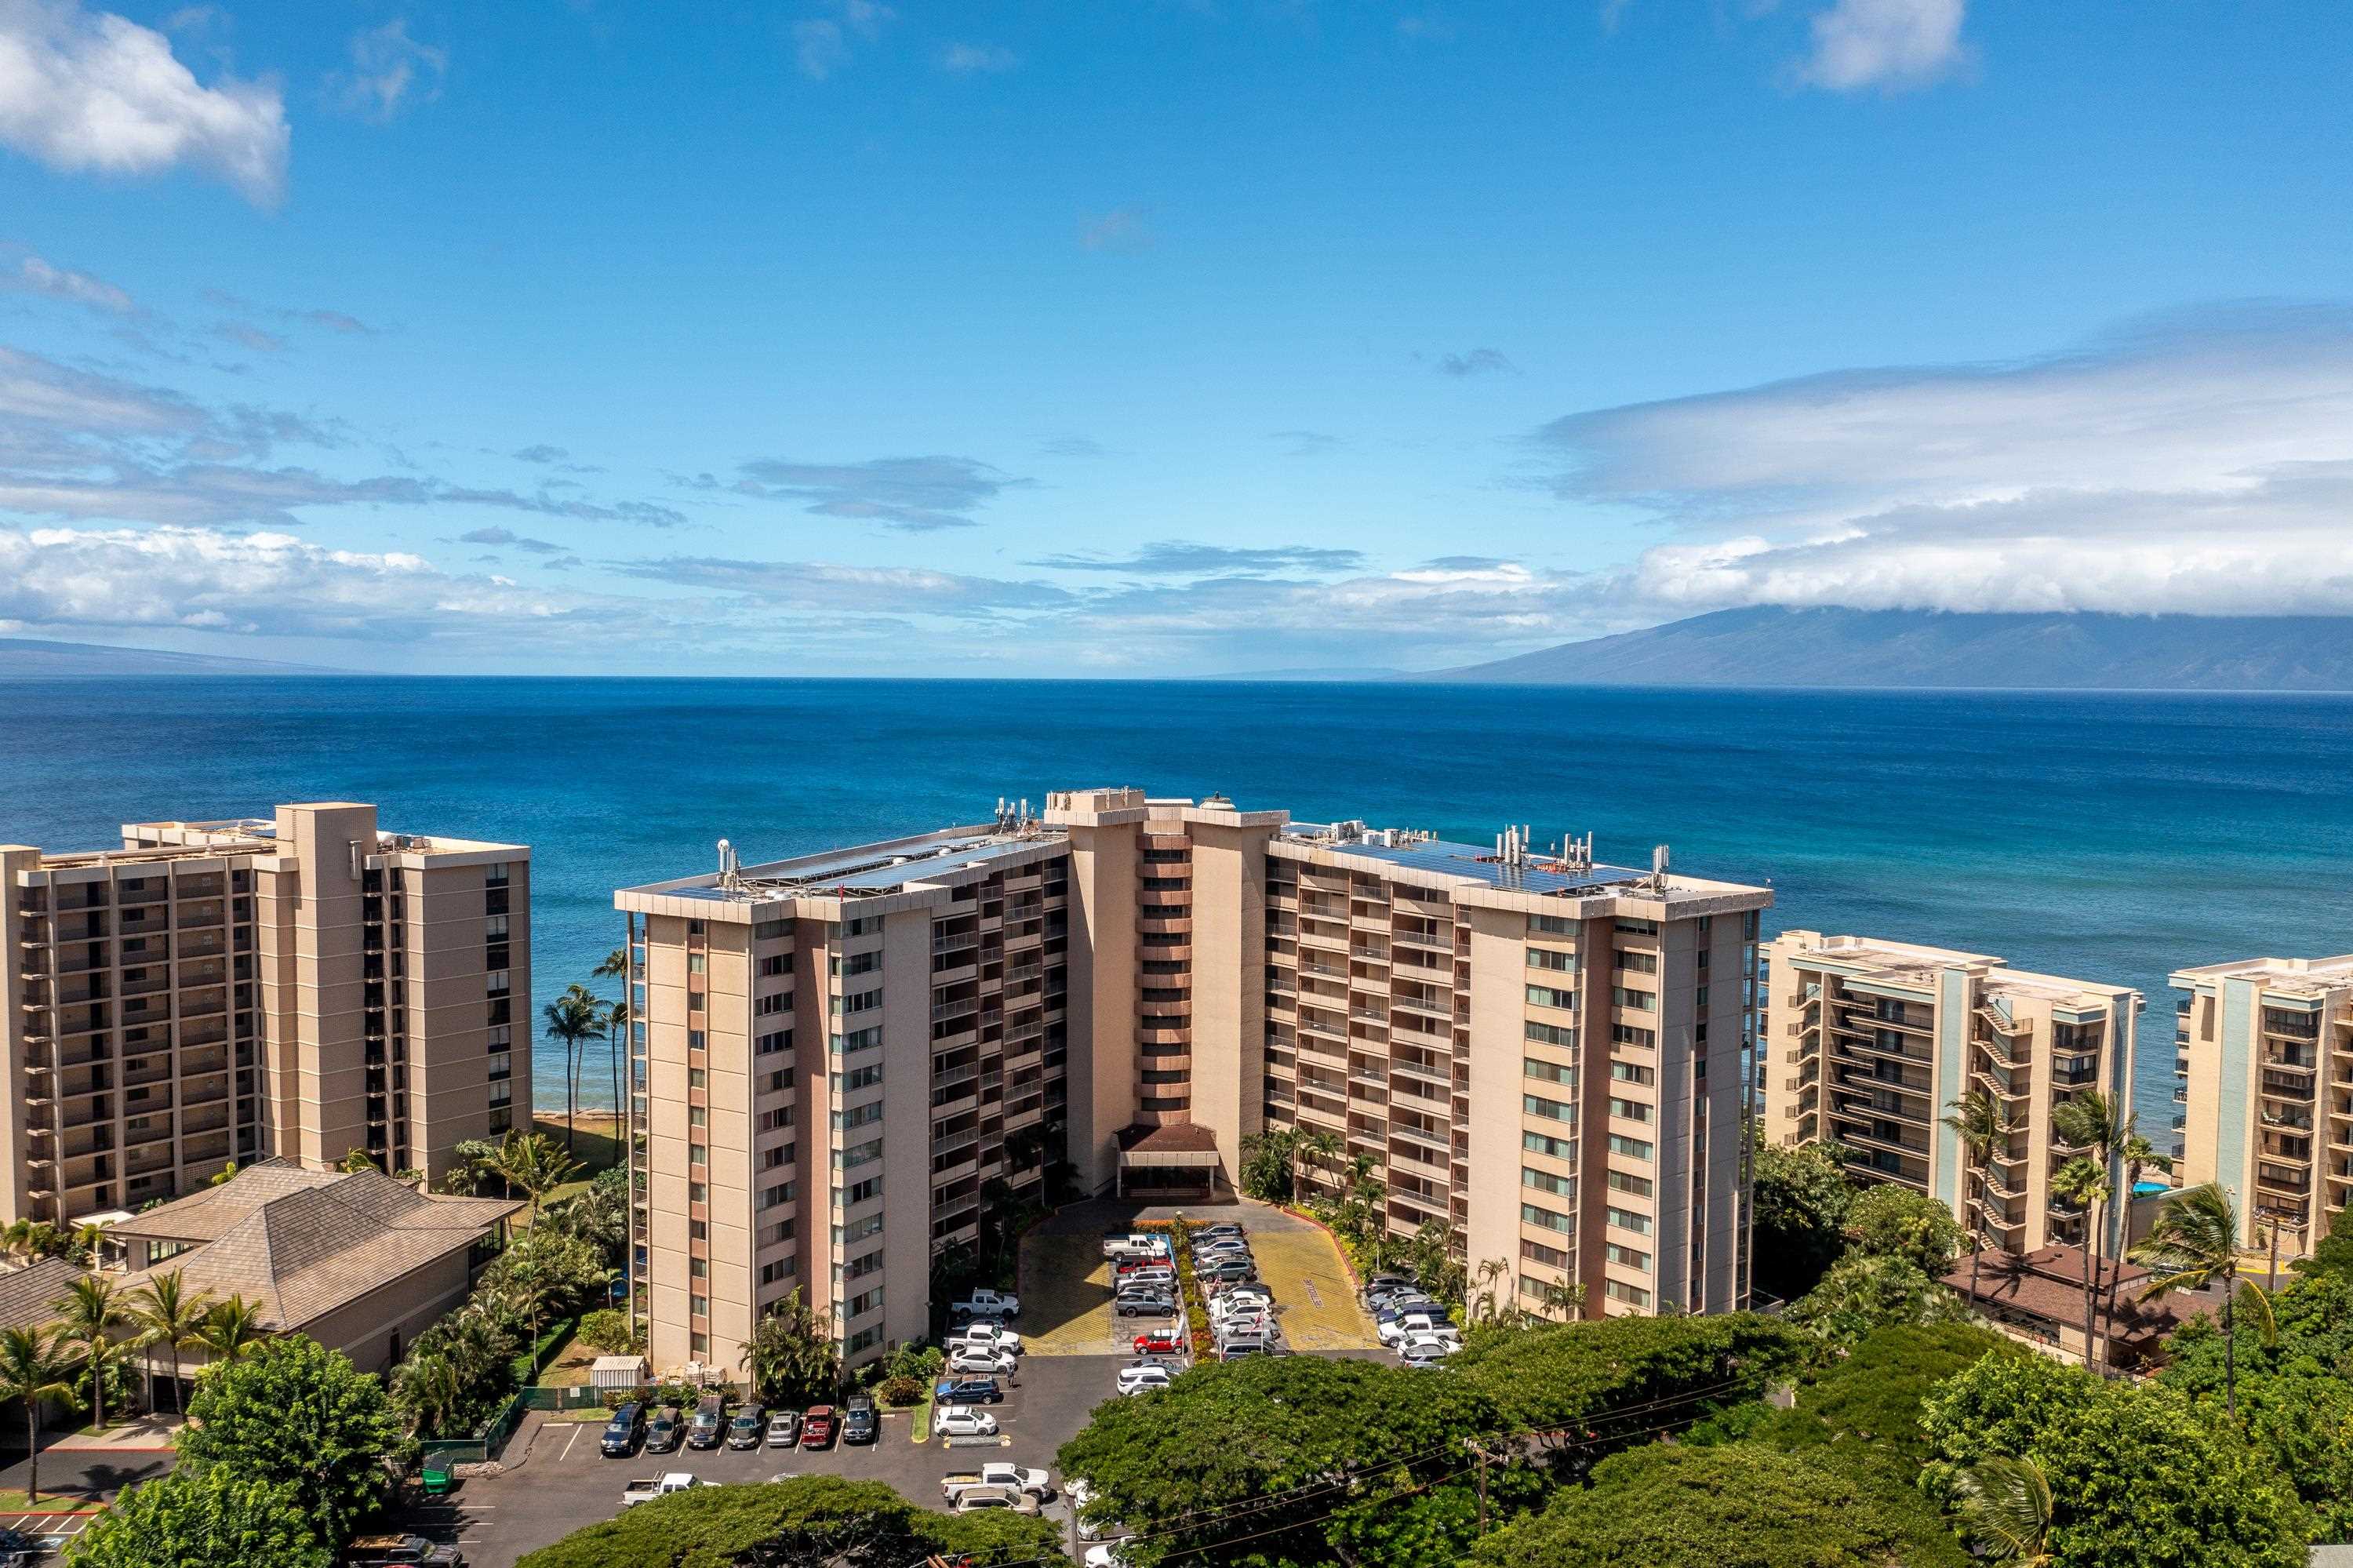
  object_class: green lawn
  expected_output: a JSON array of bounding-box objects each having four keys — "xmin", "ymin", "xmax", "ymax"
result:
[{"xmin": 0, "ymin": 1492, "xmax": 105, "ymax": 1513}]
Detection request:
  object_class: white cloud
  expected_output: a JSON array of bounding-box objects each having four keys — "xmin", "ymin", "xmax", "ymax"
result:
[
  {"xmin": 331, "ymin": 18, "xmax": 446, "ymax": 122},
  {"xmin": 1795, "ymin": 0, "xmax": 1967, "ymax": 93},
  {"xmin": 1538, "ymin": 304, "xmax": 2353, "ymax": 617},
  {"xmin": 940, "ymin": 42, "xmax": 1016, "ymax": 73},
  {"xmin": 3, "ymin": 250, "xmax": 135, "ymax": 314},
  {"xmin": 794, "ymin": 0, "xmax": 893, "ymax": 79},
  {"xmin": 0, "ymin": 0, "xmax": 288, "ymax": 204}
]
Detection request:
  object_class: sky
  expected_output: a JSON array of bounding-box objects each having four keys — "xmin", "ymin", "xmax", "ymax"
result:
[{"xmin": 1, "ymin": 0, "xmax": 2351, "ymax": 676}]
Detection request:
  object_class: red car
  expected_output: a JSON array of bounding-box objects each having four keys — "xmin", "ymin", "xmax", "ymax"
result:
[
  {"xmin": 800, "ymin": 1406, "xmax": 835, "ymax": 1448},
  {"xmin": 1133, "ymin": 1328, "xmax": 1184, "ymax": 1355}
]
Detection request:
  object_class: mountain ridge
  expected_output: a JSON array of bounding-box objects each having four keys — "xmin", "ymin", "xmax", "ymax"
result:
[
  {"xmin": 0, "ymin": 638, "xmax": 347, "ymax": 678},
  {"xmin": 1417, "ymin": 607, "xmax": 2353, "ymax": 691}
]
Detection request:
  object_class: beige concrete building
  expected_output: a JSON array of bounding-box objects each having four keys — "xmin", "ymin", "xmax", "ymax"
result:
[
  {"xmin": 1758, "ymin": 932, "xmax": 2142, "ymax": 1259},
  {"xmin": 2170, "ymin": 955, "xmax": 2353, "ymax": 1260},
  {"xmin": 617, "ymin": 789, "xmax": 1771, "ymax": 1378},
  {"xmin": 1, "ymin": 802, "xmax": 528, "ymax": 1225}
]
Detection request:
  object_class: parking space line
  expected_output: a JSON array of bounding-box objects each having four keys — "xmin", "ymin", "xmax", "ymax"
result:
[{"xmin": 558, "ymin": 1424, "xmax": 583, "ymax": 1463}]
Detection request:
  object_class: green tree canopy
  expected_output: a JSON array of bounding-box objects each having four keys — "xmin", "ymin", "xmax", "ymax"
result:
[
  {"xmin": 1791, "ymin": 1321, "xmax": 2013, "ymax": 1475},
  {"xmin": 1751, "ymin": 1137, "xmax": 1858, "ymax": 1303},
  {"xmin": 67, "ymin": 1466, "xmax": 329, "ymax": 1568},
  {"xmin": 1447, "ymin": 1312, "xmax": 1808, "ymax": 1440},
  {"xmin": 1841, "ymin": 1184, "xmax": 1966, "ymax": 1276},
  {"xmin": 1469, "ymin": 1442, "xmax": 1935, "ymax": 1568},
  {"xmin": 1786, "ymin": 1252, "xmax": 1966, "ymax": 1347},
  {"xmin": 514, "ymin": 1475, "xmax": 1066, "ymax": 1568},
  {"xmin": 178, "ymin": 1336, "xmax": 402, "ymax": 1548},
  {"xmin": 1057, "ymin": 1353, "xmax": 1497, "ymax": 1568},
  {"xmin": 1922, "ymin": 1352, "xmax": 2310, "ymax": 1568}
]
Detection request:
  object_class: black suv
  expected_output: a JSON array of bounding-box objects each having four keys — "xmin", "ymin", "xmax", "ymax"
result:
[
  {"xmin": 842, "ymin": 1393, "xmax": 878, "ymax": 1444},
  {"xmin": 601, "ymin": 1401, "xmax": 646, "ymax": 1457},
  {"xmin": 644, "ymin": 1405, "xmax": 683, "ymax": 1453}
]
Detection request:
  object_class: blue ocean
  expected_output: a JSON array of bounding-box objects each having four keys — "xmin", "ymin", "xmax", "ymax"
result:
[{"xmin": 6, "ymin": 677, "xmax": 2351, "ymax": 1137}]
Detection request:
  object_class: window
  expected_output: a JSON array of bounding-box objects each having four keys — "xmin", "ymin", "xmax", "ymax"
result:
[
  {"xmin": 690, "ymin": 1294, "xmax": 708, "ymax": 1318},
  {"xmin": 1695, "ymin": 985, "xmax": 1709, "ymax": 1008},
  {"xmin": 1613, "ymin": 951, "xmax": 1658, "ymax": 975},
  {"xmin": 760, "ymin": 1144, "xmax": 792, "ymax": 1171},
  {"xmin": 756, "ymin": 993, "xmax": 789, "ymax": 1017},
  {"xmin": 846, "ymin": 1285, "xmax": 885, "ymax": 1318},
  {"xmin": 1606, "ymin": 1206, "xmax": 1653, "ymax": 1235},
  {"xmin": 838, "ymin": 1137, "xmax": 884, "ymax": 1170},
  {"xmin": 689, "ymin": 1142, "xmax": 707, "ymax": 1166},
  {"xmin": 1607, "ymin": 1169, "xmax": 1655, "ymax": 1199},
  {"xmin": 1607, "ymin": 1133, "xmax": 1654, "ymax": 1162},
  {"xmin": 829, "ymin": 950, "xmax": 882, "ymax": 977},
  {"xmin": 689, "ymin": 1257, "xmax": 708, "ymax": 1279},
  {"xmin": 688, "ymin": 1181, "xmax": 707, "ymax": 1203},
  {"xmin": 1525, "ymin": 1057, "xmax": 1576, "ymax": 1088},
  {"xmin": 1521, "ymin": 1202, "xmax": 1574, "ymax": 1234},
  {"xmin": 832, "ymin": 1026, "xmax": 882, "ymax": 1056},
  {"xmin": 1523, "ymin": 1166, "xmax": 1576, "ymax": 1199},
  {"xmin": 1614, "ymin": 918, "xmax": 1658, "ymax": 936},
  {"xmin": 1608, "ymin": 1097, "xmax": 1652, "ymax": 1123},
  {"xmin": 1528, "ymin": 913, "xmax": 1577, "ymax": 936},
  {"xmin": 759, "ymin": 954, "xmax": 789, "ymax": 977},
  {"xmin": 758, "ymin": 1218, "xmax": 795, "ymax": 1246},
  {"xmin": 1611, "ymin": 987, "xmax": 1656, "ymax": 1012},
  {"xmin": 689, "ymin": 1068, "xmax": 707, "ymax": 1089},
  {"xmin": 689, "ymin": 953, "xmax": 707, "ymax": 975},
  {"xmin": 755, "ymin": 919, "xmax": 788, "ymax": 939},
  {"xmin": 1523, "ymin": 1093, "xmax": 1575, "ymax": 1123},
  {"xmin": 831, "ymin": 1101, "xmax": 884, "ymax": 1132},
  {"xmin": 760, "ymin": 1260, "xmax": 796, "ymax": 1286},
  {"xmin": 1612, "ymin": 1024, "xmax": 1657, "ymax": 1049},
  {"xmin": 832, "ymin": 915, "xmax": 882, "ymax": 938},
  {"xmin": 690, "ymin": 1332, "xmax": 711, "ymax": 1356},
  {"xmin": 764, "ymin": 1069, "xmax": 787, "ymax": 1093},
  {"xmin": 1523, "ymin": 1130, "xmax": 1575, "ymax": 1160},
  {"xmin": 1604, "ymin": 1279, "xmax": 1652, "ymax": 1308},
  {"xmin": 689, "ymin": 1031, "xmax": 707, "ymax": 1053},
  {"xmin": 839, "ymin": 1213, "xmax": 886, "ymax": 1245},
  {"xmin": 1526, "ymin": 947, "xmax": 1577, "ymax": 973},
  {"xmin": 1525, "ymin": 1020, "xmax": 1577, "ymax": 1049},
  {"xmin": 1605, "ymin": 1242, "xmax": 1652, "ymax": 1271},
  {"xmin": 759, "ymin": 1181, "xmax": 796, "ymax": 1209},
  {"xmin": 846, "ymin": 1173, "xmax": 882, "ymax": 1205},
  {"xmin": 1611, "ymin": 1060, "xmax": 1655, "ymax": 1085},
  {"xmin": 689, "ymin": 1107, "xmax": 707, "ymax": 1128},
  {"xmin": 1526, "ymin": 984, "xmax": 1577, "ymax": 1010},
  {"xmin": 846, "ymin": 1325, "xmax": 883, "ymax": 1355},
  {"xmin": 832, "ymin": 988, "xmax": 883, "ymax": 1017},
  {"xmin": 834, "ymin": 1062, "xmax": 883, "ymax": 1092},
  {"xmin": 758, "ymin": 1029, "xmax": 792, "ymax": 1056},
  {"xmin": 1521, "ymin": 1239, "xmax": 1569, "ymax": 1269}
]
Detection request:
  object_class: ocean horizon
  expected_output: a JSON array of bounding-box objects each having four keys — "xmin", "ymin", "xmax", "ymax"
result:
[{"xmin": 7, "ymin": 674, "xmax": 2351, "ymax": 1143}]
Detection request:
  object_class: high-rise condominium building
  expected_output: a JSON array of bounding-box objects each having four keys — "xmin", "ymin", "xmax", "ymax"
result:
[
  {"xmin": 0, "ymin": 803, "xmax": 529, "ymax": 1224},
  {"xmin": 615, "ymin": 788, "xmax": 1770, "ymax": 1377},
  {"xmin": 1758, "ymin": 932, "xmax": 2142, "ymax": 1258},
  {"xmin": 2170, "ymin": 955, "xmax": 2353, "ymax": 1260}
]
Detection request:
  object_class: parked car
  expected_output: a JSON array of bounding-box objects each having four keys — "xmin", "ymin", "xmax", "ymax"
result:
[
  {"xmin": 951, "ymin": 1287, "xmax": 1022, "ymax": 1320},
  {"xmin": 1116, "ymin": 1267, "xmax": 1176, "ymax": 1288},
  {"xmin": 1399, "ymin": 1337, "xmax": 1455, "ymax": 1368},
  {"xmin": 1103, "ymin": 1233, "xmax": 1171, "ymax": 1261},
  {"xmin": 842, "ymin": 1393, "xmax": 878, "ymax": 1444},
  {"xmin": 1067, "ymin": 1477, "xmax": 1113, "ymax": 1541},
  {"xmin": 1132, "ymin": 1326, "xmax": 1184, "ymax": 1355},
  {"xmin": 1378, "ymin": 1311, "xmax": 1450, "ymax": 1346},
  {"xmin": 1115, "ymin": 1362, "xmax": 1174, "ymax": 1395},
  {"xmin": 686, "ymin": 1394, "xmax": 727, "ymax": 1450},
  {"xmin": 949, "ymin": 1322, "xmax": 1023, "ymax": 1355},
  {"xmin": 766, "ymin": 1410, "xmax": 801, "ymax": 1447},
  {"xmin": 1115, "ymin": 1293, "xmax": 1176, "ymax": 1318},
  {"xmin": 1084, "ymin": 1544, "xmax": 1136, "ymax": 1568},
  {"xmin": 935, "ymin": 1376, "xmax": 1005, "ymax": 1406},
  {"xmin": 942, "ymin": 1461, "xmax": 1053, "ymax": 1503},
  {"xmin": 1218, "ymin": 1337, "xmax": 1272, "ymax": 1361},
  {"xmin": 620, "ymin": 1472, "xmax": 702, "ymax": 1508},
  {"xmin": 934, "ymin": 1405, "xmax": 1001, "ymax": 1439},
  {"xmin": 1212, "ymin": 1283, "xmax": 1273, "ymax": 1307},
  {"xmin": 644, "ymin": 1405, "xmax": 683, "ymax": 1453},
  {"xmin": 801, "ymin": 1406, "xmax": 836, "ymax": 1447},
  {"xmin": 728, "ymin": 1408, "xmax": 767, "ymax": 1450},
  {"xmin": 951, "ymin": 1483, "xmax": 1040, "ymax": 1515},
  {"xmin": 1361, "ymin": 1273, "xmax": 1416, "ymax": 1300},
  {"xmin": 599, "ymin": 1402, "xmax": 646, "ymax": 1458},
  {"xmin": 1195, "ymin": 1224, "xmax": 1246, "ymax": 1239},
  {"xmin": 947, "ymin": 1346, "xmax": 1018, "ymax": 1377},
  {"xmin": 1194, "ymin": 1238, "xmax": 1250, "ymax": 1256},
  {"xmin": 1196, "ymin": 1261, "xmax": 1257, "ymax": 1285},
  {"xmin": 346, "ymin": 1533, "xmax": 465, "ymax": 1567}
]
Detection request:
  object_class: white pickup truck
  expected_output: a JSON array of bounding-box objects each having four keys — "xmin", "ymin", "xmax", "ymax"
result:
[
  {"xmin": 951, "ymin": 1288, "xmax": 1021, "ymax": 1321},
  {"xmin": 1102, "ymin": 1233, "xmax": 1169, "ymax": 1261},
  {"xmin": 620, "ymin": 1472, "xmax": 703, "ymax": 1508},
  {"xmin": 942, "ymin": 1461, "xmax": 1053, "ymax": 1503}
]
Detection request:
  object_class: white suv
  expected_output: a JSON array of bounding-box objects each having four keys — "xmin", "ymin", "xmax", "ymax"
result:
[{"xmin": 1115, "ymin": 1363, "xmax": 1174, "ymax": 1395}]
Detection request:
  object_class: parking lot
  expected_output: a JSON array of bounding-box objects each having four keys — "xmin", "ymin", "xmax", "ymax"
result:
[
  {"xmin": 0, "ymin": 1512, "xmax": 98, "ymax": 1561},
  {"xmin": 388, "ymin": 1352, "xmax": 1121, "ymax": 1568}
]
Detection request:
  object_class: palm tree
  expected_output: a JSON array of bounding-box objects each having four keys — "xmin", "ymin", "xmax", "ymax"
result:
[
  {"xmin": 196, "ymin": 1297, "xmax": 267, "ymax": 1368},
  {"xmin": 1946, "ymin": 1455, "xmax": 2056, "ymax": 1566},
  {"xmin": 0, "ymin": 1327, "xmax": 77, "ymax": 1504},
  {"xmin": 593, "ymin": 944, "xmax": 632, "ymax": 1136},
  {"xmin": 1533, "ymin": 1277, "xmax": 1587, "ymax": 1320},
  {"xmin": 2102, "ymin": 1126, "xmax": 2171, "ymax": 1353},
  {"xmin": 2131, "ymin": 1181, "xmax": 2270, "ymax": 1416},
  {"xmin": 740, "ymin": 1289, "xmax": 839, "ymax": 1404},
  {"xmin": 50, "ymin": 1275, "xmax": 125, "ymax": 1432},
  {"xmin": 125, "ymin": 1270, "xmax": 214, "ymax": 1417},
  {"xmin": 1941, "ymin": 1090, "xmax": 2009, "ymax": 1308},
  {"xmin": 543, "ymin": 984, "xmax": 604, "ymax": 1154},
  {"xmin": 482, "ymin": 1130, "xmax": 580, "ymax": 1221},
  {"xmin": 2051, "ymin": 1090, "xmax": 2126, "ymax": 1373},
  {"xmin": 1297, "ymin": 1130, "xmax": 1342, "ymax": 1199},
  {"xmin": 390, "ymin": 1350, "xmax": 466, "ymax": 1439}
]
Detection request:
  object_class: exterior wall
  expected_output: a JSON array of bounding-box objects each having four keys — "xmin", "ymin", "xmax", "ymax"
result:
[
  {"xmin": 293, "ymin": 1249, "xmax": 477, "ymax": 1377},
  {"xmin": 1065, "ymin": 812, "xmax": 1143, "ymax": 1193}
]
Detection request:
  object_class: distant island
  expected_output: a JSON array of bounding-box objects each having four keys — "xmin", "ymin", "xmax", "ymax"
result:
[
  {"xmin": 0, "ymin": 638, "xmax": 345, "ymax": 678},
  {"xmin": 1416, "ymin": 607, "xmax": 2353, "ymax": 691}
]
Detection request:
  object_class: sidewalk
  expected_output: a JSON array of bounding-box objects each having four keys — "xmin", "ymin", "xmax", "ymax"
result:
[{"xmin": 49, "ymin": 1414, "xmax": 181, "ymax": 1453}]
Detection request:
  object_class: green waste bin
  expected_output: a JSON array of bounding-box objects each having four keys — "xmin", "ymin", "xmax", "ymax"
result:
[{"xmin": 422, "ymin": 1461, "xmax": 455, "ymax": 1497}]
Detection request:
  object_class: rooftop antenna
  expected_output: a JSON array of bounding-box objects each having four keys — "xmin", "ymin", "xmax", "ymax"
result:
[{"xmin": 718, "ymin": 839, "xmax": 743, "ymax": 890}]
